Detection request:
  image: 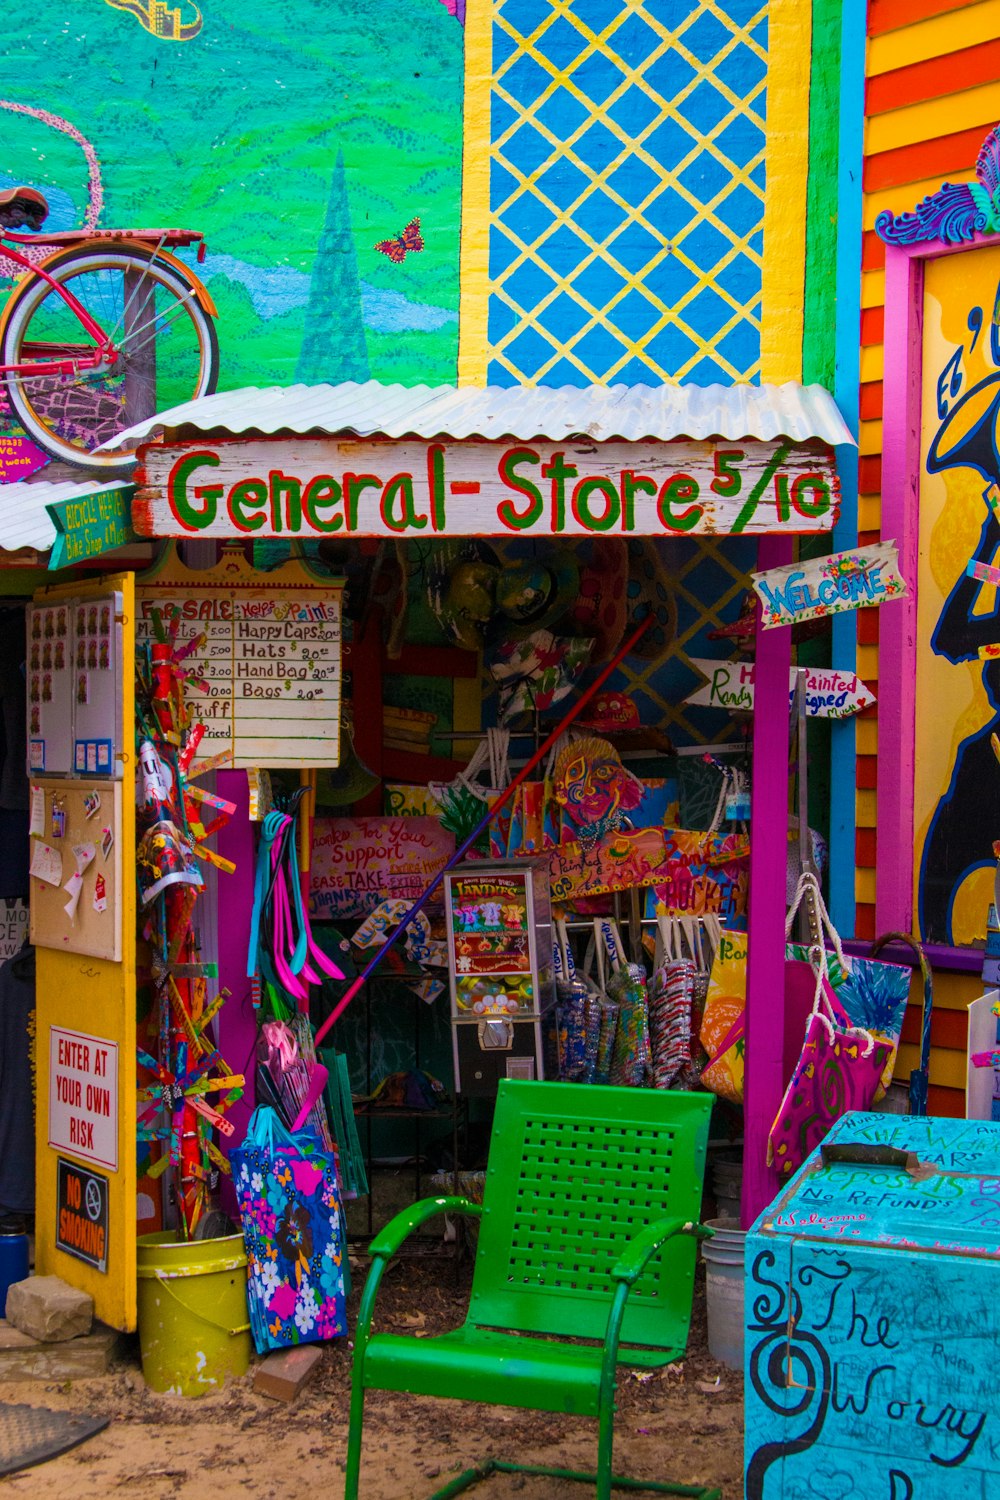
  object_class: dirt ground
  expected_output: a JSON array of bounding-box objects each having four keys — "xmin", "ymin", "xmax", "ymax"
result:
[{"xmin": 0, "ymin": 1255, "xmax": 743, "ymax": 1500}]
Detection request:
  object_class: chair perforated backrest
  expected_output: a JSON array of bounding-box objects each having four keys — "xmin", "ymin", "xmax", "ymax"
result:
[{"xmin": 468, "ymin": 1080, "xmax": 712, "ymax": 1352}]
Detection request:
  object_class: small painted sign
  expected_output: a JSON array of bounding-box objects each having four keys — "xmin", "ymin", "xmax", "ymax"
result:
[
  {"xmin": 135, "ymin": 437, "xmax": 841, "ymax": 540},
  {"xmin": 0, "ymin": 432, "xmax": 47, "ymax": 484},
  {"xmin": 56, "ymin": 1158, "xmax": 108, "ymax": 1274},
  {"xmin": 48, "ymin": 1026, "xmax": 119, "ymax": 1172},
  {"xmin": 686, "ymin": 659, "xmax": 876, "ymax": 719},
  {"xmin": 309, "ymin": 816, "xmax": 455, "ymax": 919},
  {"xmin": 549, "ymin": 827, "xmax": 748, "ymax": 905},
  {"xmin": 46, "ymin": 487, "xmax": 137, "ymax": 570},
  {"xmin": 752, "ymin": 541, "xmax": 906, "ymax": 629}
]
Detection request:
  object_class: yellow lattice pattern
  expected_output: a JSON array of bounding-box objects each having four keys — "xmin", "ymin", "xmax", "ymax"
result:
[
  {"xmin": 623, "ymin": 537, "xmax": 751, "ymax": 744},
  {"xmin": 488, "ymin": 0, "xmax": 767, "ymax": 387}
]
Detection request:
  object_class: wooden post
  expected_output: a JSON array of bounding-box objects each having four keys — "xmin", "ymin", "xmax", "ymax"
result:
[{"xmin": 741, "ymin": 533, "xmax": 793, "ymax": 1230}]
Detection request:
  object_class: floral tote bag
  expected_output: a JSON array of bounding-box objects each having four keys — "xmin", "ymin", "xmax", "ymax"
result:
[{"xmin": 232, "ymin": 1106, "xmax": 346, "ymax": 1354}]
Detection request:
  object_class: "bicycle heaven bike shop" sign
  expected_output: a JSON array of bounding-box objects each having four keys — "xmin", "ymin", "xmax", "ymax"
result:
[{"xmin": 134, "ymin": 437, "xmax": 841, "ymax": 540}]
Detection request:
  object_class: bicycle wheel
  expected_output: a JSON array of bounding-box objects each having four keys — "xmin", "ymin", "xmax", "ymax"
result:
[{"xmin": 2, "ymin": 246, "xmax": 219, "ymax": 472}]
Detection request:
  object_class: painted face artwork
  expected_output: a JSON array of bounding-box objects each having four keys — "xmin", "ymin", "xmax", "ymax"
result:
[{"xmin": 552, "ymin": 734, "xmax": 644, "ymax": 844}]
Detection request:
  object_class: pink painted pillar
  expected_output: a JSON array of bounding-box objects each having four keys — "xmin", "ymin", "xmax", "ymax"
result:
[
  {"xmin": 741, "ymin": 534, "xmax": 793, "ymax": 1230},
  {"xmin": 214, "ymin": 769, "xmax": 257, "ymax": 1218}
]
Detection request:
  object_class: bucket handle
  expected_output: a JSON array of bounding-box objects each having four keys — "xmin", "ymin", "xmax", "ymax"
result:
[{"xmin": 154, "ymin": 1268, "xmax": 251, "ymax": 1338}]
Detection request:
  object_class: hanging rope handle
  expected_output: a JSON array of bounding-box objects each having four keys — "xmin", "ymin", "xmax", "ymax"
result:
[
  {"xmin": 702, "ymin": 913, "xmax": 722, "ymax": 973},
  {"xmin": 554, "ymin": 916, "xmax": 574, "ymax": 984},
  {"xmin": 591, "ymin": 919, "xmax": 606, "ymax": 994},
  {"xmin": 785, "ymin": 872, "xmax": 874, "ymax": 1052},
  {"xmin": 708, "ymin": 763, "xmax": 733, "ymax": 834}
]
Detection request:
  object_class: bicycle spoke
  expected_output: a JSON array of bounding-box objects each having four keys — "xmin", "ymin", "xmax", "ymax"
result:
[
  {"xmin": 118, "ymin": 291, "xmax": 198, "ymax": 352},
  {"xmin": 3, "ymin": 246, "xmax": 216, "ymax": 466}
]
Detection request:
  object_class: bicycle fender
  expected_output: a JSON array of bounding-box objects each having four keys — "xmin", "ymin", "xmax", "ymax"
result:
[{"xmin": 147, "ymin": 246, "xmax": 219, "ymax": 319}]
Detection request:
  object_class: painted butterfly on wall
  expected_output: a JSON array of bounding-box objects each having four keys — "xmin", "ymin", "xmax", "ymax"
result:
[{"xmin": 374, "ymin": 217, "xmax": 424, "ymax": 264}]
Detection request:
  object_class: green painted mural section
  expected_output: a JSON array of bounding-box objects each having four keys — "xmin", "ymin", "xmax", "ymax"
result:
[
  {"xmin": 2, "ymin": 3, "xmax": 464, "ymax": 391},
  {"xmin": 800, "ymin": 0, "xmax": 847, "ymax": 853},
  {"xmin": 802, "ymin": 0, "xmax": 843, "ymax": 393}
]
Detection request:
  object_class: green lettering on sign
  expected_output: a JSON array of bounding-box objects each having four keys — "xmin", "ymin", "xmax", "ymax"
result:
[{"xmin": 47, "ymin": 487, "xmax": 138, "ymax": 571}]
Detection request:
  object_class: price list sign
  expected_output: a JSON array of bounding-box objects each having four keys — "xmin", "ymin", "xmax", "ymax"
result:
[{"xmin": 138, "ymin": 555, "xmax": 342, "ymax": 769}]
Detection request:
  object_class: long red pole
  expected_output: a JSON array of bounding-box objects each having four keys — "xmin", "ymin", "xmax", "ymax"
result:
[{"xmin": 313, "ymin": 611, "xmax": 653, "ymax": 1047}]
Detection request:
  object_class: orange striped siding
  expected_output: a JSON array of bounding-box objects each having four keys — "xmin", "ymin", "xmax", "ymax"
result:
[
  {"xmin": 857, "ymin": 756, "xmax": 878, "ymax": 790},
  {"xmin": 857, "ymin": 610, "xmax": 879, "ymax": 644},
  {"xmin": 862, "ymin": 232, "xmax": 885, "ymax": 272},
  {"xmin": 856, "ymin": 827, "xmax": 877, "ymax": 865},
  {"xmin": 867, "ymin": 40, "xmax": 1000, "ymax": 114},
  {"xmin": 860, "ymin": 382, "xmax": 883, "ymax": 420},
  {"xmin": 900, "ymin": 1005, "xmax": 968, "ymax": 1049},
  {"xmin": 927, "ymin": 1085, "xmax": 964, "ymax": 1117},
  {"xmin": 870, "ymin": 0, "xmax": 987, "ymax": 34},
  {"xmin": 865, "ymin": 125, "xmax": 994, "ymax": 192},
  {"xmin": 856, "ymin": 903, "xmax": 877, "ymax": 940}
]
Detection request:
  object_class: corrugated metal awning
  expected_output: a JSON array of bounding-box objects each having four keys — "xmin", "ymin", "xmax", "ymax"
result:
[
  {"xmin": 0, "ymin": 476, "xmax": 136, "ymax": 563},
  {"xmin": 100, "ymin": 379, "xmax": 856, "ymax": 451}
]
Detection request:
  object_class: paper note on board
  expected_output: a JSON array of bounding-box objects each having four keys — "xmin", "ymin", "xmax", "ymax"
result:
[
  {"xmin": 62, "ymin": 843, "xmax": 96, "ymax": 923},
  {"xmin": 30, "ymin": 840, "xmax": 63, "ymax": 887},
  {"xmin": 29, "ymin": 786, "xmax": 45, "ymax": 839}
]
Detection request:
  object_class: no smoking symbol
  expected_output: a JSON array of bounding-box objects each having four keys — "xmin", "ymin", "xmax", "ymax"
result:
[{"xmin": 84, "ymin": 1179, "xmax": 102, "ymax": 1221}]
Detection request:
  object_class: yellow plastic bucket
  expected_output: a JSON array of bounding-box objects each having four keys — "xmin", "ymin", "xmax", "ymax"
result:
[{"xmin": 136, "ymin": 1231, "xmax": 251, "ymax": 1397}]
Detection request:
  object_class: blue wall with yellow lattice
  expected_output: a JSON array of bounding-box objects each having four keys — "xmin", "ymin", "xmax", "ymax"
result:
[{"xmin": 478, "ymin": 0, "xmax": 769, "ymax": 387}]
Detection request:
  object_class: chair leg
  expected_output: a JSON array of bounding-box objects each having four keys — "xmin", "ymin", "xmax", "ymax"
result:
[
  {"xmin": 344, "ymin": 1376, "xmax": 366, "ymax": 1500},
  {"xmin": 596, "ymin": 1394, "xmax": 615, "ymax": 1500}
]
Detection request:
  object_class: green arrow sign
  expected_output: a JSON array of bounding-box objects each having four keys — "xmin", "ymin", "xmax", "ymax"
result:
[{"xmin": 46, "ymin": 486, "xmax": 137, "ymax": 570}]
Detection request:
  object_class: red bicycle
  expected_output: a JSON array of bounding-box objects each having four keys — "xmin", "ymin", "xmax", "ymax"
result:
[{"xmin": 0, "ymin": 186, "xmax": 219, "ymax": 473}]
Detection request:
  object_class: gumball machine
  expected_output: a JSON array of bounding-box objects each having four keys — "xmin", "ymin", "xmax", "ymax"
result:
[{"xmin": 443, "ymin": 860, "xmax": 555, "ymax": 1096}]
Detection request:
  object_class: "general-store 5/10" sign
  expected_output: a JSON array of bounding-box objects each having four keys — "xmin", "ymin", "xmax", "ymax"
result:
[{"xmin": 134, "ymin": 438, "xmax": 840, "ymax": 539}]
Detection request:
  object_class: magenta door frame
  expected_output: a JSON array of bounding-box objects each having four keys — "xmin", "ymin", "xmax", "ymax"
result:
[
  {"xmin": 878, "ymin": 232, "xmax": 1000, "ymax": 941},
  {"xmin": 741, "ymin": 533, "xmax": 794, "ymax": 1228}
]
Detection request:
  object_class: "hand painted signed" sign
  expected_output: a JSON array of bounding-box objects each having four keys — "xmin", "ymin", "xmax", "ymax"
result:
[
  {"xmin": 686, "ymin": 659, "xmax": 876, "ymax": 719},
  {"xmin": 134, "ymin": 437, "xmax": 841, "ymax": 540},
  {"xmin": 752, "ymin": 541, "xmax": 906, "ymax": 629}
]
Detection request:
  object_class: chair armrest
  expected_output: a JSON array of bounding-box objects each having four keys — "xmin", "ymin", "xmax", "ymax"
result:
[
  {"xmin": 368, "ymin": 1195, "xmax": 482, "ymax": 1259},
  {"xmin": 612, "ymin": 1216, "xmax": 713, "ymax": 1285}
]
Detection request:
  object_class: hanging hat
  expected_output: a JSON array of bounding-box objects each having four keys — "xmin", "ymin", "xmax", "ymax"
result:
[
  {"xmin": 577, "ymin": 690, "xmax": 674, "ymax": 752},
  {"xmin": 491, "ymin": 550, "xmax": 580, "ymax": 638},
  {"xmin": 624, "ymin": 539, "xmax": 676, "ymax": 660},
  {"xmin": 427, "ymin": 540, "xmax": 501, "ymax": 651},
  {"xmin": 568, "ymin": 538, "xmax": 629, "ymax": 661},
  {"xmin": 489, "ymin": 630, "xmax": 592, "ymax": 722},
  {"xmin": 316, "ymin": 729, "xmax": 380, "ymax": 808}
]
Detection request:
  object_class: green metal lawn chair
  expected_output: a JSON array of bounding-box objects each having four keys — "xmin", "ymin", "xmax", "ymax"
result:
[{"xmin": 344, "ymin": 1079, "xmax": 719, "ymax": 1500}]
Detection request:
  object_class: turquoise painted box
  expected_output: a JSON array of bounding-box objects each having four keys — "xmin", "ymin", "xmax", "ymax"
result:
[{"xmin": 745, "ymin": 1112, "xmax": 1000, "ymax": 1500}]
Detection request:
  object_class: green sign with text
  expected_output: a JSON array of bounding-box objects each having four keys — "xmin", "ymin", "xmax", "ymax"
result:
[{"xmin": 46, "ymin": 488, "xmax": 137, "ymax": 570}]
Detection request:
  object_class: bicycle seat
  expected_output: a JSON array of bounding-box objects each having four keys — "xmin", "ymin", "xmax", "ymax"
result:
[{"xmin": 0, "ymin": 186, "xmax": 48, "ymax": 231}]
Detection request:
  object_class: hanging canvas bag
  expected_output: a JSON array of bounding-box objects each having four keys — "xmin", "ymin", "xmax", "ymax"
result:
[
  {"xmin": 602, "ymin": 920, "xmax": 652, "ymax": 1087},
  {"xmin": 767, "ymin": 875, "xmax": 891, "ymax": 1179},
  {"xmin": 582, "ymin": 922, "xmax": 620, "ymax": 1086},
  {"xmin": 232, "ymin": 1105, "xmax": 347, "ymax": 1354},
  {"xmin": 549, "ymin": 918, "xmax": 600, "ymax": 1083}
]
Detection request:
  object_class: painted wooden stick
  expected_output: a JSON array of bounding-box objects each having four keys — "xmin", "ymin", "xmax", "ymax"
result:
[{"xmin": 313, "ymin": 612, "xmax": 653, "ymax": 1047}]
